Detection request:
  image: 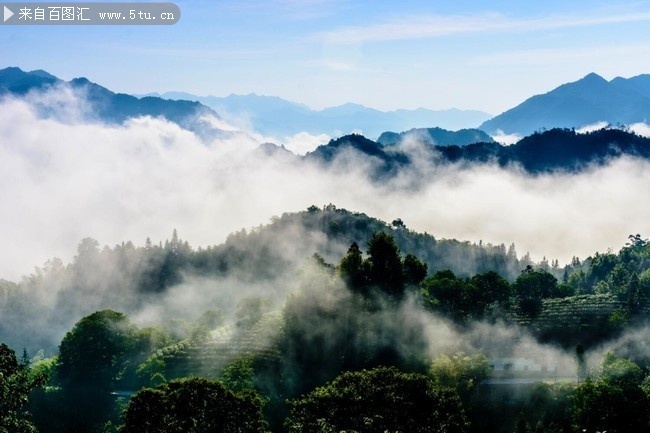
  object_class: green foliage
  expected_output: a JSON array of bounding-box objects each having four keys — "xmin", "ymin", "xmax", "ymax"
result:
[
  {"xmin": 608, "ymin": 309, "xmax": 628, "ymax": 329},
  {"xmin": 467, "ymin": 271, "xmax": 512, "ymax": 316},
  {"xmin": 28, "ymin": 356, "xmax": 57, "ymax": 385},
  {"xmin": 136, "ymin": 358, "xmax": 167, "ymax": 388},
  {"xmin": 599, "ymin": 351, "xmax": 644, "ymax": 386},
  {"xmin": 429, "ymin": 352, "xmax": 490, "ymax": 399},
  {"xmin": 366, "ymin": 231, "xmax": 405, "ymax": 297},
  {"xmin": 220, "ymin": 357, "xmax": 255, "ymax": 393},
  {"xmin": 514, "ymin": 266, "xmax": 559, "ymax": 316},
  {"xmin": 421, "ymin": 270, "xmax": 511, "ymax": 321},
  {"xmin": 286, "ymin": 366, "xmax": 468, "ymax": 433},
  {"xmin": 338, "ymin": 233, "xmax": 427, "ymax": 297},
  {"xmin": 403, "ymin": 253, "xmax": 428, "ymax": 286},
  {"xmin": 421, "ymin": 270, "xmax": 467, "ymax": 319},
  {"xmin": 567, "ymin": 270, "xmax": 587, "ymax": 294},
  {"xmin": 120, "ymin": 377, "xmax": 268, "ymax": 433},
  {"xmin": 57, "ymin": 310, "xmax": 138, "ymax": 390},
  {"xmin": 0, "ymin": 343, "xmax": 46, "ymax": 433},
  {"xmin": 641, "ymin": 374, "xmax": 650, "ymax": 397},
  {"xmin": 337, "ymin": 242, "xmax": 366, "ymax": 291},
  {"xmin": 571, "ymin": 353, "xmax": 649, "ymax": 433}
]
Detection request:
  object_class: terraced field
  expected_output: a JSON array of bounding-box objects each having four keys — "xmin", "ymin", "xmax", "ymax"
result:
[
  {"xmin": 510, "ymin": 294, "xmax": 649, "ymax": 345},
  {"xmin": 151, "ymin": 312, "xmax": 284, "ymax": 380}
]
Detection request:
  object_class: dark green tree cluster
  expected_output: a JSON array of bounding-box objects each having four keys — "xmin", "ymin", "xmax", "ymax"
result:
[
  {"xmin": 120, "ymin": 377, "xmax": 267, "ymax": 433},
  {"xmin": 571, "ymin": 352, "xmax": 650, "ymax": 432},
  {"xmin": 286, "ymin": 366, "xmax": 468, "ymax": 433},
  {"xmin": 29, "ymin": 310, "xmax": 181, "ymax": 433},
  {"xmin": 513, "ymin": 266, "xmax": 571, "ymax": 315},
  {"xmin": 421, "ymin": 266, "xmax": 577, "ymax": 322},
  {"xmin": 0, "ymin": 344, "xmax": 46, "ymax": 433},
  {"xmin": 421, "ymin": 270, "xmax": 511, "ymax": 321},
  {"xmin": 279, "ymin": 234, "xmax": 430, "ymax": 395},
  {"xmin": 564, "ymin": 234, "xmax": 650, "ymax": 315},
  {"xmin": 338, "ymin": 231, "xmax": 427, "ymax": 298}
]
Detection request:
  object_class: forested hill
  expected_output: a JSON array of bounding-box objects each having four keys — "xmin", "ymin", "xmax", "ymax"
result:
[
  {"xmin": 305, "ymin": 128, "xmax": 650, "ymax": 175},
  {"xmin": 0, "ymin": 205, "xmax": 526, "ymax": 354}
]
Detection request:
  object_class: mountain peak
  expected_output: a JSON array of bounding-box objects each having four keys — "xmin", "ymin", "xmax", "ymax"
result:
[
  {"xmin": 480, "ymin": 72, "xmax": 650, "ymax": 135},
  {"xmin": 580, "ymin": 72, "xmax": 606, "ymax": 83}
]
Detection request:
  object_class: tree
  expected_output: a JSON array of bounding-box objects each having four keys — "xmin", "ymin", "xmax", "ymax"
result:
[
  {"xmin": 466, "ymin": 271, "xmax": 511, "ymax": 317},
  {"xmin": 286, "ymin": 366, "xmax": 468, "ymax": 433},
  {"xmin": 403, "ymin": 253, "xmax": 428, "ymax": 286},
  {"xmin": 57, "ymin": 310, "xmax": 137, "ymax": 390},
  {"xmin": 366, "ymin": 232, "xmax": 404, "ymax": 297},
  {"xmin": 513, "ymin": 266, "xmax": 558, "ymax": 315},
  {"xmin": 220, "ymin": 357, "xmax": 255, "ymax": 393},
  {"xmin": 0, "ymin": 343, "xmax": 46, "ymax": 433},
  {"xmin": 51, "ymin": 310, "xmax": 140, "ymax": 432},
  {"xmin": 421, "ymin": 270, "xmax": 467, "ymax": 319},
  {"xmin": 338, "ymin": 242, "xmax": 366, "ymax": 291},
  {"xmin": 120, "ymin": 377, "xmax": 267, "ymax": 433},
  {"xmin": 571, "ymin": 353, "xmax": 649, "ymax": 433},
  {"xmin": 429, "ymin": 352, "xmax": 490, "ymax": 401}
]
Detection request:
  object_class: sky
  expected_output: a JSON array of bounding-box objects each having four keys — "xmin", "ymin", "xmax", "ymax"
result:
[{"xmin": 3, "ymin": 0, "xmax": 650, "ymax": 114}]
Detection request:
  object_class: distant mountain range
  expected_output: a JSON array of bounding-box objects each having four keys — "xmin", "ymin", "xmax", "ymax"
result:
[
  {"xmin": 0, "ymin": 67, "xmax": 228, "ymax": 138},
  {"xmin": 5, "ymin": 66, "xmax": 650, "ymax": 174},
  {"xmin": 481, "ymin": 73, "xmax": 650, "ymax": 136},
  {"xmin": 144, "ymin": 91, "xmax": 493, "ymax": 139}
]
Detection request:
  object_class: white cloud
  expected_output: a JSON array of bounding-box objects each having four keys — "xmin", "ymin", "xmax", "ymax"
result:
[
  {"xmin": 629, "ymin": 122, "xmax": 650, "ymax": 138},
  {"xmin": 491, "ymin": 130, "xmax": 521, "ymax": 145},
  {"xmin": 317, "ymin": 11, "xmax": 650, "ymax": 45},
  {"xmin": 2, "ymin": 90, "xmax": 650, "ymax": 280},
  {"xmin": 576, "ymin": 121, "xmax": 610, "ymax": 134},
  {"xmin": 282, "ymin": 131, "xmax": 330, "ymax": 155}
]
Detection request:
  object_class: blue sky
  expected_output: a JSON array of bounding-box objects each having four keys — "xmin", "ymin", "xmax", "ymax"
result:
[{"xmin": 3, "ymin": 0, "xmax": 650, "ymax": 113}]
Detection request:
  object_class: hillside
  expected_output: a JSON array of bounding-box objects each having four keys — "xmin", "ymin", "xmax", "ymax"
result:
[{"xmin": 0, "ymin": 205, "xmax": 526, "ymax": 354}]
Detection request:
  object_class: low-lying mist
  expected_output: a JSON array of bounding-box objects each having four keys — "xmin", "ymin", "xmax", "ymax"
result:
[{"xmin": 2, "ymin": 87, "xmax": 649, "ymax": 284}]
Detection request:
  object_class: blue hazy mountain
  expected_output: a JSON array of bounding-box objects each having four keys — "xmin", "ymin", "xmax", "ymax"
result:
[
  {"xmin": 377, "ymin": 127, "xmax": 494, "ymax": 147},
  {"xmin": 0, "ymin": 67, "xmax": 225, "ymax": 137},
  {"xmin": 148, "ymin": 91, "xmax": 493, "ymax": 139},
  {"xmin": 481, "ymin": 73, "xmax": 650, "ymax": 136}
]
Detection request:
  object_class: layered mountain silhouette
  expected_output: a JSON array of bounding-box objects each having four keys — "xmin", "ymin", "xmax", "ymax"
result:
[
  {"xmin": 0, "ymin": 67, "xmax": 225, "ymax": 137},
  {"xmin": 146, "ymin": 91, "xmax": 493, "ymax": 139},
  {"xmin": 5, "ymin": 66, "xmax": 650, "ymax": 175},
  {"xmin": 481, "ymin": 73, "xmax": 650, "ymax": 136},
  {"xmin": 305, "ymin": 128, "xmax": 650, "ymax": 176}
]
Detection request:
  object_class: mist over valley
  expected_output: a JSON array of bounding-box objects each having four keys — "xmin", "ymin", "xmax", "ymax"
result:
[{"xmin": 1, "ymin": 67, "xmax": 650, "ymax": 433}]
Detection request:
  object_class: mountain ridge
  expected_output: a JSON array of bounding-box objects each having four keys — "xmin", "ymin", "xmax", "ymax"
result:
[
  {"xmin": 0, "ymin": 67, "xmax": 229, "ymax": 138},
  {"xmin": 145, "ymin": 90, "xmax": 493, "ymax": 139},
  {"xmin": 481, "ymin": 72, "xmax": 650, "ymax": 136}
]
